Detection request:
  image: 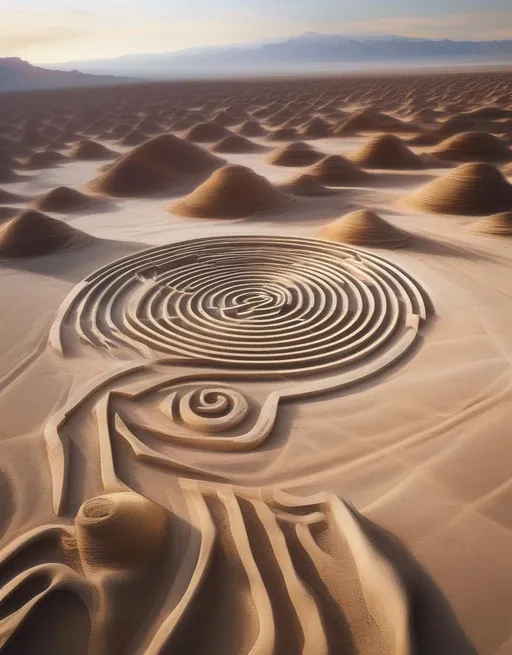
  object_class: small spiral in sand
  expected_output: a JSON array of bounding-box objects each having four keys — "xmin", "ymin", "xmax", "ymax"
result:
[
  {"xmin": 172, "ymin": 387, "xmax": 250, "ymax": 433},
  {"xmin": 51, "ymin": 236, "xmax": 429, "ymax": 376}
]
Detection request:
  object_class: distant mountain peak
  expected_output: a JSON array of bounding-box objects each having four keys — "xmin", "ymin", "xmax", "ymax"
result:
[{"xmin": 0, "ymin": 57, "xmax": 138, "ymax": 93}]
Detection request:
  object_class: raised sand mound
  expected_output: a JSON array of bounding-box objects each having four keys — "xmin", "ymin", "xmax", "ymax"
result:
[
  {"xmin": 211, "ymin": 111, "xmax": 239, "ymax": 127},
  {"xmin": 90, "ymin": 152, "xmax": 175, "ymax": 196},
  {"xmin": 236, "ymin": 120, "xmax": 268, "ymax": 137},
  {"xmin": 299, "ymin": 116, "xmax": 331, "ymax": 138},
  {"xmin": 210, "ymin": 134, "xmax": 264, "ymax": 153},
  {"xmin": 350, "ymin": 134, "xmax": 424, "ymax": 169},
  {"xmin": 407, "ymin": 132, "xmax": 440, "ymax": 146},
  {"xmin": 469, "ymin": 211, "xmax": 512, "ymax": 236},
  {"xmin": 70, "ymin": 139, "xmax": 118, "ymax": 161},
  {"xmin": 335, "ymin": 109, "xmax": 407, "ymax": 134},
  {"xmin": 503, "ymin": 162, "xmax": 512, "ymax": 177},
  {"xmin": 170, "ymin": 164, "xmax": 293, "ymax": 218},
  {"xmin": 436, "ymin": 115, "xmax": 480, "ymax": 136},
  {"xmin": 118, "ymin": 130, "xmax": 149, "ymax": 146},
  {"xmin": 307, "ymin": 155, "xmax": 367, "ymax": 185},
  {"xmin": 0, "ymin": 167, "xmax": 22, "ymax": 183},
  {"xmin": 265, "ymin": 127, "xmax": 299, "ymax": 142},
  {"xmin": 90, "ymin": 134, "xmax": 223, "ymax": 196},
  {"xmin": 267, "ymin": 141, "xmax": 324, "ymax": 167},
  {"xmin": 32, "ymin": 186, "xmax": 98, "ymax": 213},
  {"xmin": 0, "ymin": 210, "xmax": 90, "ymax": 258},
  {"xmin": 24, "ymin": 150, "xmax": 67, "ymax": 169},
  {"xmin": 406, "ymin": 163, "xmax": 512, "ymax": 216},
  {"xmin": 319, "ymin": 209, "xmax": 411, "ymax": 248},
  {"xmin": 279, "ymin": 173, "xmax": 334, "ymax": 196},
  {"xmin": 430, "ymin": 131, "xmax": 511, "ymax": 162},
  {"xmin": 184, "ymin": 122, "xmax": 232, "ymax": 143}
]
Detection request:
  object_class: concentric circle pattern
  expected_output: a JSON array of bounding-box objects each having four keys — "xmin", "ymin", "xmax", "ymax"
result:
[{"xmin": 51, "ymin": 236, "xmax": 430, "ymax": 375}]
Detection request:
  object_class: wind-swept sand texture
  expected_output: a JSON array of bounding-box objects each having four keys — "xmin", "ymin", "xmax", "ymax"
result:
[
  {"xmin": 170, "ymin": 165, "xmax": 293, "ymax": 218},
  {"xmin": 350, "ymin": 134, "xmax": 424, "ymax": 170},
  {"xmin": 319, "ymin": 209, "xmax": 411, "ymax": 248},
  {"xmin": 469, "ymin": 211, "xmax": 512, "ymax": 236},
  {"xmin": 406, "ymin": 162, "xmax": 512, "ymax": 215},
  {"xmin": 1, "ymin": 70, "xmax": 512, "ymax": 655},
  {"xmin": 0, "ymin": 210, "xmax": 90, "ymax": 258},
  {"xmin": 267, "ymin": 141, "xmax": 324, "ymax": 167},
  {"xmin": 430, "ymin": 131, "xmax": 511, "ymax": 162}
]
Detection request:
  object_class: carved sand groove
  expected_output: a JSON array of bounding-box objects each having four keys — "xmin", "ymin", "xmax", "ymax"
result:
[
  {"xmin": 49, "ymin": 235, "xmax": 429, "ymax": 373},
  {"xmin": 146, "ymin": 480, "xmax": 411, "ymax": 655},
  {"xmin": 0, "ymin": 485, "xmax": 410, "ymax": 654},
  {"xmin": 45, "ymin": 236, "xmax": 431, "ymax": 515}
]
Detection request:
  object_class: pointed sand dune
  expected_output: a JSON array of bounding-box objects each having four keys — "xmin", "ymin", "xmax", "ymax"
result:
[
  {"xmin": 0, "ymin": 210, "xmax": 90, "ymax": 258},
  {"xmin": 169, "ymin": 165, "xmax": 293, "ymax": 218},
  {"xmin": 350, "ymin": 134, "xmax": 424, "ymax": 170},
  {"xmin": 307, "ymin": 155, "xmax": 367, "ymax": 185},
  {"xmin": 319, "ymin": 209, "xmax": 411, "ymax": 248},
  {"xmin": 406, "ymin": 163, "xmax": 512, "ymax": 215},
  {"xmin": 267, "ymin": 141, "xmax": 324, "ymax": 167}
]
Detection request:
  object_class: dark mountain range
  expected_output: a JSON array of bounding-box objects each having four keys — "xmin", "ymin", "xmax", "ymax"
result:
[
  {"xmin": 0, "ymin": 57, "xmax": 137, "ymax": 93},
  {"xmin": 44, "ymin": 33, "xmax": 512, "ymax": 78}
]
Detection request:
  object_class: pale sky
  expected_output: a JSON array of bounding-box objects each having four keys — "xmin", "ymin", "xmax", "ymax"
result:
[{"xmin": 1, "ymin": 0, "xmax": 511, "ymax": 64}]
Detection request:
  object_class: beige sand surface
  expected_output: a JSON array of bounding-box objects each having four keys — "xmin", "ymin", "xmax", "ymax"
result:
[{"xmin": 0, "ymin": 70, "xmax": 511, "ymax": 654}]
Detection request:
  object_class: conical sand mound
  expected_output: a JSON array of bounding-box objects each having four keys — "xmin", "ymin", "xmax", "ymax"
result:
[
  {"xmin": 131, "ymin": 134, "xmax": 223, "ymax": 174},
  {"xmin": 89, "ymin": 152, "xmax": 176, "ymax": 197},
  {"xmin": 89, "ymin": 134, "xmax": 222, "ymax": 197},
  {"xmin": 319, "ymin": 209, "xmax": 411, "ymax": 248},
  {"xmin": 307, "ymin": 155, "xmax": 367, "ymax": 185},
  {"xmin": 469, "ymin": 211, "xmax": 512, "ymax": 236},
  {"xmin": 336, "ymin": 109, "xmax": 405, "ymax": 134},
  {"xmin": 210, "ymin": 134, "xmax": 264, "ymax": 153},
  {"xmin": 0, "ymin": 210, "xmax": 90, "ymax": 258},
  {"xmin": 299, "ymin": 117, "xmax": 331, "ymax": 138},
  {"xmin": 236, "ymin": 120, "xmax": 268, "ymax": 137},
  {"xmin": 32, "ymin": 186, "xmax": 98, "ymax": 213},
  {"xmin": 267, "ymin": 141, "xmax": 324, "ymax": 167},
  {"xmin": 430, "ymin": 131, "xmax": 511, "ymax": 162},
  {"xmin": 406, "ymin": 163, "xmax": 512, "ymax": 216},
  {"xmin": 350, "ymin": 134, "xmax": 424, "ymax": 170},
  {"xmin": 503, "ymin": 162, "xmax": 512, "ymax": 177},
  {"xmin": 24, "ymin": 150, "xmax": 67, "ymax": 170},
  {"xmin": 211, "ymin": 111, "xmax": 239, "ymax": 127},
  {"xmin": 279, "ymin": 173, "xmax": 334, "ymax": 196},
  {"xmin": 70, "ymin": 139, "xmax": 118, "ymax": 161},
  {"xmin": 265, "ymin": 127, "xmax": 299, "ymax": 142},
  {"xmin": 407, "ymin": 132, "xmax": 440, "ymax": 146},
  {"xmin": 118, "ymin": 130, "xmax": 148, "ymax": 146},
  {"xmin": 184, "ymin": 122, "xmax": 232, "ymax": 143},
  {"xmin": 169, "ymin": 165, "xmax": 293, "ymax": 218}
]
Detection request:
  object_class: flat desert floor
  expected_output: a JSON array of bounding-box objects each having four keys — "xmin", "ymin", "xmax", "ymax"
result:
[{"xmin": 0, "ymin": 70, "xmax": 511, "ymax": 654}]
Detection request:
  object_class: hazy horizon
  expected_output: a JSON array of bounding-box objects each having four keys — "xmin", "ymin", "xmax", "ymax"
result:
[{"xmin": 1, "ymin": 0, "xmax": 511, "ymax": 64}]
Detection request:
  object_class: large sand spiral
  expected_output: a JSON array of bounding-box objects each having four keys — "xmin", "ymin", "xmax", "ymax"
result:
[
  {"xmin": 406, "ymin": 162, "xmax": 512, "ymax": 215},
  {"xmin": 51, "ymin": 235, "xmax": 429, "ymax": 377}
]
